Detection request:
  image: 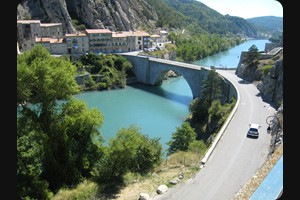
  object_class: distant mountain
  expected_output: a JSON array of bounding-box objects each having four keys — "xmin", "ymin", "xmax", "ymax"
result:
[
  {"xmin": 155, "ymin": 0, "xmax": 258, "ymax": 37},
  {"xmin": 246, "ymin": 16, "xmax": 283, "ymax": 34}
]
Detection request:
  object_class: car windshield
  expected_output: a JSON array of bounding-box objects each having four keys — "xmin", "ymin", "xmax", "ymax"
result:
[{"xmin": 249, "ymin": 128, "xmax": 258, "ymax": 132}]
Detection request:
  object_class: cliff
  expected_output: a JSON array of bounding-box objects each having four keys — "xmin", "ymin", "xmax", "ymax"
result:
[
  {"xmin": 17, "ymin": 0, "xmax": 157, "ymax": 34},
  {"xmin": 235, "ymin": 46, "xmax": 283, "ymax": 107}
]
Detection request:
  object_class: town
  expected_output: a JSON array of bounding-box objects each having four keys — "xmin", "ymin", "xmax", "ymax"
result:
[{"xmin": 17, "ymin": 19, "xmax": 169, "ymax": 55}]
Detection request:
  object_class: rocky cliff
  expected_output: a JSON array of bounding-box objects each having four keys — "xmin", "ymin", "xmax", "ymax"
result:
[
  {"xmin": 17, "ymin": 0, "xmax": 158, "ymax": 33},
  {"xmin": 235, "ymin": 48, "xmax": 283, "ymax": 107},
  {"xmin": 257, "ymin": 58, "xmax": 283, "ymax": 105}
]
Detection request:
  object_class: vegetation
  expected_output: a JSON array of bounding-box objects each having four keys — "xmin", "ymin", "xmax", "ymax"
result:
[
  {"xmin": 92, "ymin": 125, "xmax": 163, "ymax": 183},
  {"xmin": 146, "ymin": 0, "xmax": 258, "ymax": 37},
  {"xmin": 167, "ymin": 122, "xmax": 197, "ymax": 156},
  {"xmin": 71, "ymin": 19, "xmax": 87, "ymax": 32},
  {"xmin": 246, "ymin": 16, "xmax": 283, "ymax": 37},
  {"xmin": 261, "ymin": 64, "xmax": 273, "ymax": 75},
  {"xmin": 17, "ymin": 45, "xmax": 105, "ymax": 199},
  {"xmin": 167, "ymin": 67, "xmax": 236, "ymax": 169},
  {"xmin": 17, "ymin": 46, "xmax": 237, "ymax": 200},
  {"xmin": 145, "ymin": 32, "xmax": 243, "ymax": 62},
  {"xmin": 244, "ymin": 44, "xmax": 260, "ymax": 68},
  {"xmin": 17, "ymin": 46, "xmax": 164, "ymax": 199},
  {"xmin": 269, "ymin": 32, "xmax": 282, "ymax": 43},
  {"xmin": 188, "ymin": 68, "xmax": 236, "ymax": 141},
  {"xmin": 77, "ymin": 53, "xmax": 133, "ymax": 90}
]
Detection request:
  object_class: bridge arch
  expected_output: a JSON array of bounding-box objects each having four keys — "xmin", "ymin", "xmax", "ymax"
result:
[
  {"xmin": 148, "ymin": 58, "xmax": 210, "ymax": 98},
  {"xmin": 122, "ymin": 55, "xmax": 210, "ymax": 98}
]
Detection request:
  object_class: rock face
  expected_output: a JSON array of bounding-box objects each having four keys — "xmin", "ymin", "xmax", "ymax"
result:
[
  {"xmin": 236, "ymin": 49, "xmax": 283, "ymax": 106},
  {"xmin": 257, "ymin": 59, "xmax": 283, "ymax": 104},
  {"xmin": 17, "ymin": 0, "xmax": 76, "ymax": 33},
  {"xmin": 17, "ymin": 0, "xmax": 158, "ymax": 33}
]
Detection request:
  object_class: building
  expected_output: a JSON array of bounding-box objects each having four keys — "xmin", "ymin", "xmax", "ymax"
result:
[
  {"xmin": 159, "ymin": 30, "xmax": 168, "ymax": 43},
  {"xmin": 124, "ymin": 31, "xmax": 150, "ymax": 51},
  {"xmin": 150, "ymin": 34, "xmax": 162, "ymax": 47},
  {"xmin": 17, "ymin": 20, "xmax": 63, "ymax": 52},
  {"xmin": 85, "ymin": 29, "xmax": 112, "ymax": 54},
  {"xmin": 40, "ymin": 23, "xmax": 63, "ymax": 39},
  {"xmin": 35, "ymin": 37, "xmax": 67, "ymax": 54},
  {"xmin": 17, "ymin": 20, "xmax": 41, "ymax": 51},
  {"xmin": 65, "ymin": 33, "xmax": 89, "ymax": 54},
  {"xmin": 112, "ymin": 32, "xmax": 128, "ymax": 53},
  {"xmin": 17, "ymin": 20, "xmax": 41, "ymax": 42},
  {"xmin": 35, "ymin": 37, "xmax": 51, "ymax": 52},
  {"xmin": 17, "ymin": 20, "xmax": 152, "ymax": 55}
]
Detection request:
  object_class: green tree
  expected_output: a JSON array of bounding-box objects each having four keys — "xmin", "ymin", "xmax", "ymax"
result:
[
  {"xmin": 167, "ymin": 122, "xmax": 196, "ymax": 156},
  {"xmin": 201, "ymin": 68, "xmax": 222, "ymax": 106},
  {"xmin": 17, "ymin": 45, "xmax": 104, "ymax": 197},
  {"xmin": 189, "ymin": 97, "xmax": 209, "ymax": 124},
  {"xmin": 167, "ymin": 32, "xmax": 177, "ymax": 44},
  {"xmin": 94, "ymin": 125, "xmax": 162, "ymax": 182},
  {"xmin": 17, "ymin": 117, "xmax": 53, "ymax": 200},
  {"xmin": 41, "ymin": 99, "xmax": 104, "ymax": 190},
  {"xmin": 245, "ymin": 44, "xmax": 260, "ymax": 67}
]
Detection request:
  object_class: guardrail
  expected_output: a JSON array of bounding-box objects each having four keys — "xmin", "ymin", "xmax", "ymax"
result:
[{"xmin": 200, "ymin": 70, "xmax": 240, "ymax": 167}]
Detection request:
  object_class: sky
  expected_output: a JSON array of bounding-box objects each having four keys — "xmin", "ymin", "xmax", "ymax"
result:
[{"xmin": 197, "ymin": 0, "xmax": 283, "ymax": 19}]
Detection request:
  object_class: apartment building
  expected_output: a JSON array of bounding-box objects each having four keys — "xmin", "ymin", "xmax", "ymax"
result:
[
  {"xmin": 17, "ymin": 20, "xmax": 155, "ymax": 55},
  {"xmin": 124, "ymin": 31, "xmax": 150, "ymax": 51},
  {"xmin": 40, "ymin": 23, "xmax": 63, "ymax": 39},
  {"xmin": 17, "ymin": 20, "xmax": 63, "ymax": 52},
  {"xmin": 17, "ymin": 20, "xmax": 41, "ymax": 42},
  {"xmin": 85, "ymin": 29, "xmax": 112, "ymax": 54},
  {"xmin": 17, "ymin": 20, "xmax": 41, "ymax": 51},
  {"xmin": 35, "ymin": 37, "xmax": 67, "ymax": 54},
  {"xmin": 65, "ymin": 33, "xmax": 89, "ymax": 54},
  {"xmin": 112, "ymin": 32, "xmax": 128, "ymax": 53}
]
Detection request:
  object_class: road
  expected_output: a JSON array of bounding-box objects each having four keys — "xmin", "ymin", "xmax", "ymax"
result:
[{"xmin": 152, "ymin": 70, "xmax": 276, "ymax": 200}]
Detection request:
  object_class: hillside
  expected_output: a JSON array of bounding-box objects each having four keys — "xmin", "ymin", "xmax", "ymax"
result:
[
  {"xmin": 162, "ymin": 0, "xmax": 258, "ymax": 37},
  {"xmin": 17, "ymin": 0, "xmax": 258, "ymax": 37},
  {"xmin": 246, "ymin": 16, "xmax": 283, "ymax": 35}
]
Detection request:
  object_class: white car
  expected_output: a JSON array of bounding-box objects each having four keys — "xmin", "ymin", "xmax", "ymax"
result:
[{"xmin": 247, "ymin": 123, "xmax": 260, "ymax": 138}]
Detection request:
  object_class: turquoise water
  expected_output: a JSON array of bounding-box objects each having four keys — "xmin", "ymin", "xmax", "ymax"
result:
[
  {"xmin": 74, "ymin": 39, "xmax": 270, "ymax": 154},
  {"xmin": 193, "ymin": 39, "xmax": 269, "ymax": 68},
  {"xmin": 74, "ymin": 76, "xmax": 192, "ymax": 155}
]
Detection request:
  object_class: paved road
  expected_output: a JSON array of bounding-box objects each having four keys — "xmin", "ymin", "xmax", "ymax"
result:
[{"xmin": 152, "ymin": 70, "xmax": 276, "ymax": 200}]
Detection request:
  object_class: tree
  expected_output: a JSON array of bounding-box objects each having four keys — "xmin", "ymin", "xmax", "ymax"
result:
[
  {"xmin": 17, "ymin": 45, "xmax": 104, "ymax": 197},
  {"xmin": 189, "ymin": 97, "xmax": 209, "ymax": 123},
  {"xmin": 244, "ymin": 44, "xmax": 260, "ymax": 68},
  {"xmin": 41, "ymin": 99, "xmax": 104, "ymax": 190},
  {"xmin": 17, "ymin": 118, "xmax": 53, "ymax": 200},
  {"xmin": 93, "ymin": 125, "xmax": 162, "ymax": 182},
  {"xmin": 201, "ymin": 68, "xmax": 222, "ymax": 106},
  {"xmin": 167, "ymin": 122, "xmax": 196, "ymax": 156},
  {"xmin": 167, "ymin": 32, "xmax": 177, "ymax": 44}
]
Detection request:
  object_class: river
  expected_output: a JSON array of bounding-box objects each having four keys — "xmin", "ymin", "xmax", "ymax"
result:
[{"xmin": 74, "ymin": 39, "xmax": 270, "ymax": 155}]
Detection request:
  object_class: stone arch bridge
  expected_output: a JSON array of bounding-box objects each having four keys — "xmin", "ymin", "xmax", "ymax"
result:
[{"xmin": 122, "ymin": 55, "xmax": 236, "ymax": 100}]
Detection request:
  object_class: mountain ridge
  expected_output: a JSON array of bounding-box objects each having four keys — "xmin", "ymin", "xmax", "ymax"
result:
[{"xmin": 17, "ymin": 0, "xmax": 281, "ymax": 38}]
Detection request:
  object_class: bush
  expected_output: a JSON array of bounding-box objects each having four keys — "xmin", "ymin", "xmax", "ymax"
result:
[{"xmin": 261, "ymin": 65, "xmax": 273, "ymax": 75}]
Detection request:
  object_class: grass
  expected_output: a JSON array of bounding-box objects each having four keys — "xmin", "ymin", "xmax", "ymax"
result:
[
  {"xmin": 52, "ymin": 180, "xmax": 98, "ymax": 200},
  {"xmin": 52, "ymin": 151, "xmax": 204, "ymax": 200},
  {"xmin": 52, "ymin": 143, "xmax": 283, "ymax": 200}
]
